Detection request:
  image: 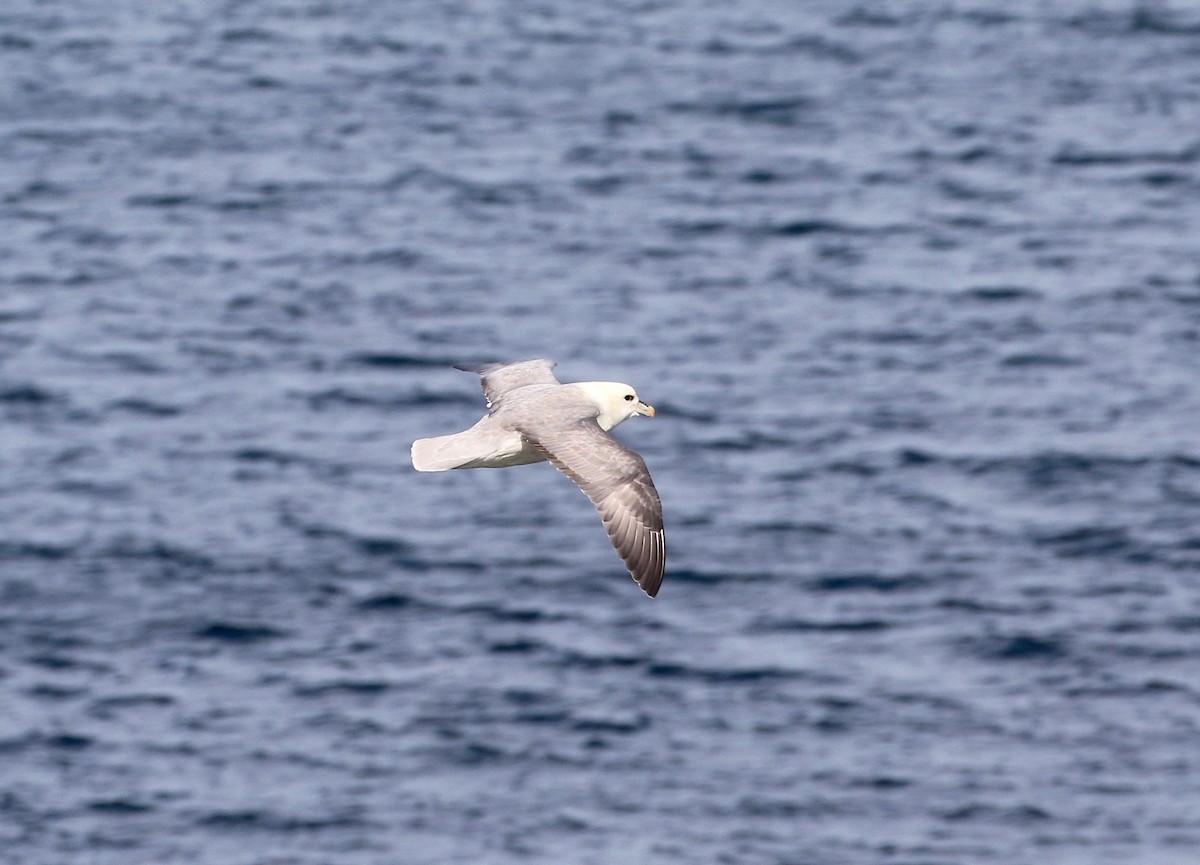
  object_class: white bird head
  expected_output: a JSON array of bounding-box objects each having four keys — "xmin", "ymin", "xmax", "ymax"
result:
[{"xmin": 577, "ymin": 381, "xmax": 656, "ymax": 431}]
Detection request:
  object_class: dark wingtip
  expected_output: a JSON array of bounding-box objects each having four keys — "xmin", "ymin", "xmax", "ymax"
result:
[
  {"xmin": 637, "ymin": 530, "xmax": 665, "ymax": 598},
  {"xmin": 637, "ymin": 568, "xmax": 663, "ymax": 598}
]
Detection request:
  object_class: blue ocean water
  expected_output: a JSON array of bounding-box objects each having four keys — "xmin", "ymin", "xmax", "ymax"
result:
[{"xmin": 3, "ymin": 1, "xmax": 1200, "ymax": 862}]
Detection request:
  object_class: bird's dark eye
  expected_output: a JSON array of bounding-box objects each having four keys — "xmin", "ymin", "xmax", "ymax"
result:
[{"xmin": 624, "ymin": 394, "xmax": 635, "ymax": 401}]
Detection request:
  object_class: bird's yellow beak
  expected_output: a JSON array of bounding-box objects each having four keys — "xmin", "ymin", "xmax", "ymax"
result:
[{"xmin": 636, "ymin": 401, "xmax": 656, "ymax": 417}]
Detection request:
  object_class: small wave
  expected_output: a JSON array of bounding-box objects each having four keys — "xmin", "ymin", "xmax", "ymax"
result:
[
  {"xmin": 355, "ymin": 591, "xmax": 418, "ymax": 611},
  {"xmin": 488, "ymin": 638, "xmax": 543, "ymax": 655},
  {"xmin": 105, "ymin": 398, "xmax": 182, "ymax": 417},
  {"xmin": 1031, "ymin": 525, "xmax": 1142, "ymax": 560},
  {"xmin": 1065, "ymin": 679, "xmax": 1194, "ymax": 699},
  {"xmin": 746, "ymin": 520, "xmax": 835, "ymax": 536},
  {"xmin": 88, "ymin": 799, "xmax": 154, "ymax": 814},
  {"xmin": 26, "ymin": 684, "xmax": 85, "ymax": 701},
  {"xmin": 27, "ymin": 653, "xmax": 109, "ymax": 673},
  {"xmin": 354, "ymin": 537, "xmax": 414, "ymax": 557},
  {"xmin": 0, "ymin": 541, "xmax": 74, "ymax": 561},
  {"xmin": 305, "ymin": 382, "xmax": 388, "ymax": 407},
  {"xmin": 964, "ymin": 633, "xmax": 1070, "ymax": 662},
  {"xmin": 1052, "ymin": 141, "xmax": 1200, "ymax": 166},
  {"xmin": 104, "ymin": 538, "xmax": 216, "ymax": 570},
  {"xmin": 1064, "ymin": 8, "xmax": 1200, "ymax": 37},
  {"xmin": 43, "ymin": 733, "xmax": 95, "ymax": 750},
  {"xmin": 666, "ymin": 96, "xmax": 816, "ymax": 127},
  {"xmin": 88, "ymin": 693, "xmax": 175, "ymax": 719},
  {"xmin": 196, "ymin": 808, "xmax": 367, "ymax": 831},
  {"xmin": 126, "ymin": 193, "xmax": 195, "ymax": 208},
  {"xmin": 663, "ymin": 568, "xmax": 771, "ymax": 588},
  {"xmin": 571, "ymin": 714, "xmax": 649, "ymax": 734},
  {"xmin": 459, "ymin": 604, "xmax": 562, "ymax": 624},
  {"xmin": 850, "ymin": 776, "xmax": 912, "ymax": 791},
  {"xmin": 926, "ymin": 450, "xmax": 1153, "ymax": 495},
  {"xmin": 956, "ymin": 285, "xmax": 1043, "ymax": 302},
  {"xmin": 292, "ymin": 680, "xmax": 390, "ymax": 698},
  {"xmin": 0, "ymin": 383, "xmax": 59, "ymax": 404},
  {"xmin": 809, "ymin": 572, "xmax": 933, "ymax": 592},
  {"xmin": 765, "ymin": 219, "xmax": 850, "ymax": 237},
  {"xmin": 695, "ymin": 431, "xmax": 794, "ymax": 452},
  {"xmin": 193, "ymin": 622, "xmax": 288, "ymax": 643},
  {"xmin": 646, "ymin": 662, "xmax": 805, "ymax": 683},
  {"xmin": 425, "ymin": 740, "xmax": 510, "ymax": 767},
  {"xmin": 756, "ymin": 617, "xmax": 891, "ymax": 632},
  {"xmin": 342, "ymin": 352, "xmax": 458, "ymax": 369},
  {"xmin": 280, "ymin": 516, "xmax": 428, "ymax": 569},
  {"xmin": 940, "ymin": 803, "xmax": 1053, "ymax": 824},
  {"xmin": 734, "ymin": 795, "xmax": 833, "ymax": 819},
  {"xmin": 1000, "ymin": 352, "xmax": 1083, "ymax": 368},
  {"xmin": 63, "ymin": 351, "xmax": 165, "ymax": 375},
  {"xmin": 835, "ymin": 7, "xmax": 905, "ymax": 28},
  {"xmin": 556, "ymin": 650, "xmax": 641, "ymax": 670}
]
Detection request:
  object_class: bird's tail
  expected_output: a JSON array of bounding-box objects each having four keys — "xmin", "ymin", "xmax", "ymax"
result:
[{"xmin": 411, "ymin": 433, "xmax": 480, "ymax": 472}]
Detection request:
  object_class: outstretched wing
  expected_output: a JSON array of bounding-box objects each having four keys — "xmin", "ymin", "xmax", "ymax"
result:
[
  {"xmin": 455, "ymin": 359, "xmax": 560, "ymax": 410},
  {"xmin": 519, "ymin": 418, "xmax": 665, "ymax": 597}
]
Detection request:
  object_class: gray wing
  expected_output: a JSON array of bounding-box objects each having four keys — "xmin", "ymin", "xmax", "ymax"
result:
[
  {"xmin": 455, "ymin": 359, "xmax": 560, "ymax": 409},
  {"xmin": 518, "ymin": 418, "xmax": 665, "ymax": 597}
]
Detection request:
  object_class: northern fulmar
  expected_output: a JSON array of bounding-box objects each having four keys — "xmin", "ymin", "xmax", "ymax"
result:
[{"xmin": 411, "ymin": 359, "xmax": 665, "ymax": 597}]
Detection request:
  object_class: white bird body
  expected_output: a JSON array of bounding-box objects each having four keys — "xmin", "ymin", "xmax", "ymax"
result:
[{"xmin": 411, "ymin": 381, "xmax": 644, "ymax": 472}]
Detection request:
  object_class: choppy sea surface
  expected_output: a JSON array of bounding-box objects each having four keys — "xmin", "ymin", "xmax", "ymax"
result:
[{"xmin": 3, "ymin": 1, "xmax": 1200, "ymax": 863}]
